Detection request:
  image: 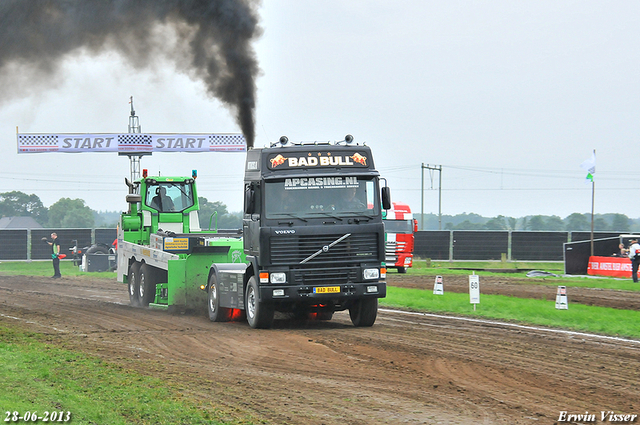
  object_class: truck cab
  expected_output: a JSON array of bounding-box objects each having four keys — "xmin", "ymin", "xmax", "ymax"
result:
[
  {"xmin": 383, "ymin": 202, "xmax": 418, "ymax": 273},
  {"xmin": 220, "ymin": 136, "xmax": 390, "ymax": 328},
  {"xmin": 120, "ymin": 174, "xmax": 201, "ymax": 246}
]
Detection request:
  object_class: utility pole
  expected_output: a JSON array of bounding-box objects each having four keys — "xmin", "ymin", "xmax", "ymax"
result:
[
  {"xmin": 120, "ymin": 96, "xmax": 151, "ymax": 182},
  {"xmin": 421, "ymin": 164, "xmax": 442, "ymax": 230},
  {"xmin": 590, "ymin": 149, "xmax": 596, "ymax": 257}
]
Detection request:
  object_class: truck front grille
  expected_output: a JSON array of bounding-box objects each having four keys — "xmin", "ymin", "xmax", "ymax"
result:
[
  {"xmin": 385, "ymin": 240, "xmax": 406, "ymax": 262},
  {"xmin": 270, "ymin": 233, "xmax": 379, "ymax": 265},
  {"xmin": 292, "ymin": 267, "xmax": 360, "ymax": 285}
]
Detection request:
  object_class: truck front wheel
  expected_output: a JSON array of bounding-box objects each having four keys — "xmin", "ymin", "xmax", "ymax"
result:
[
  {"xmin": 245, "ymin": 276, "xmax": 274, "ymax": 329},
  {"xmin": 207, "ymin": 274, "xmax": 231, "ymax": 322},
  {"xmin": 349, "ymin": 298, "xmax": 378, "ymax": 327},
  {"xmin": 128, "ymin": 262, "xmax": 141, "ymax": 307}
]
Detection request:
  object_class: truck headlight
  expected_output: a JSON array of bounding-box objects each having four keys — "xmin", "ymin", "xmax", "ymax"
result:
[
  {"xmin": 270, "ymin": 272, "xmax": 287, "ymax": 284},
  {"xmin": 363, "ymin": 268, "xmax": 379, "ymax": 280}
]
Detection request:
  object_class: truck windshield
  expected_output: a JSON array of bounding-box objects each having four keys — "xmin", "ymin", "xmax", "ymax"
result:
[
  {"xmin": 265, "ymin": 177, "xmax": 378, "ymax": 219},
  {"xmin": 145, "ymin": 182, "xmax": 195, "ymax": 212},
  {"xmin": 383, "ymin": 220, "xmax": 414, "ymax": 234}
]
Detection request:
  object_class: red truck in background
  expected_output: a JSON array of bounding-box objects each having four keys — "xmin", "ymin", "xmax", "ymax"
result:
[{"xmin": 383, "ymin": 202, "xmax": 418, "ymax": 273}]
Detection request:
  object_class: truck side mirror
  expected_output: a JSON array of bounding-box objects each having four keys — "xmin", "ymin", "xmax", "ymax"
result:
[
  {"xmin": 244, "ymin": 187, "xmax": 255, "ymax": 214},
  {"xmin": 126, "ymin": 194, "xmax": 141, "ymax": 204},
  {"xmin": 413, "ymin": 219, "xmax": 418, "ymax": 233},
  {"xmin": 381, "ymin": 187, "xmax": 391, "ymax": 210},
  {"xmin": 126, "ymin": 194, "xmax": 141, "ymax": 215}
]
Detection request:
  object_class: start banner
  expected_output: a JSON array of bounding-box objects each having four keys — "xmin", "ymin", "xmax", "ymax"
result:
[
  {"xmin": 17, "ymin": 133, "xmax": 246, "ymax": 153},
  {"xmin": 587, "ymin": 256, "xmax": 632, "ymax": 278}
]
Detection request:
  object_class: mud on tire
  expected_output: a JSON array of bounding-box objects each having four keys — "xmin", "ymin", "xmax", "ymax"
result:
[
  {"xmin": 245, "ymin": 276, "xmax": 274, "ymax": 329},
  {"xmin": 349, "ymin": 298, "xmax": 378, "ymax": 327},
  {"xmin": 128, "ymin": 262, "xmax": 141, "ymax": 307},
  {"xmin": 207, "ymin": 274, "xmax": 232, "ymax": 322}
]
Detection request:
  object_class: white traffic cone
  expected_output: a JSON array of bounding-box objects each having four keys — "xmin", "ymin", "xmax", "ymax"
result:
[{"xmin": 433, "ymin": 275, "xmax": 444, "ymax": 295}]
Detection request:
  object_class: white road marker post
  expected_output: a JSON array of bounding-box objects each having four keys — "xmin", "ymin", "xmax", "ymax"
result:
[
  {"xmin": 555, "ymin": 285, "xmax": 568, "ymax": 310},
  {"xmin": 433, "ymin": 275, "xmax": 444, "ymax": 295},
  {"xmin": 469, "ymin": 272, "xmax": 480, "ymax": 311}
]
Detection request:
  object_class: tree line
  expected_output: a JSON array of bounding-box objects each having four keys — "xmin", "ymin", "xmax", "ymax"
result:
[
  {"xmin": 419, "ymin": 212, "xmax": 637, "ymax": 232},
  {"xmin": 0, "ymin": 191, "xmax": 242, "ymax": 229},
  {"xmin": 2, "ymin": 190, "xmax": 636, "ymax": 232}
]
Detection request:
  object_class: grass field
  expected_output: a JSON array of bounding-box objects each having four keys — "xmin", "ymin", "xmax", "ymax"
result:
[
  {"xmin": 406, "ymin": 258, "xmax": 640, "ymax": 292},
  {"xmin": 0, "ymin": 325, "xmax": 252, "ymax": 425},
  {"xmin": 381, "ymin": 287, "xmax": 640, "ymax": 339},
  {"xmin": 0, "ymin": 260, "xmax": 116, "ymax": 279}
]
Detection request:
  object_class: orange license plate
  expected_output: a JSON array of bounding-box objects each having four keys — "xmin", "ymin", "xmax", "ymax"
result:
[{"xmin": 313, "ymin": 286, "xmax": 340, "ymax": 294}]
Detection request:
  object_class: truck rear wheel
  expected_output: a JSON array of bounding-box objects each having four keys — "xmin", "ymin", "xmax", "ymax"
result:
[
  {"xmin": 245, "ymin": 276, "xmax": 274, "ymax": 329},
  {"xmin": 128, "ymin": 262, "xmax": 141, "ymax": 307},
  {"xmin": 349, "ymin": 298, "xmax": 378, "ymax": 327},
  {"xmin": 138, "ymin": 263, "xmax": 156, "ymax": 307},
  {"xmin": 207, "ymin": 274, "xmax": 231, "ymax": 322}
]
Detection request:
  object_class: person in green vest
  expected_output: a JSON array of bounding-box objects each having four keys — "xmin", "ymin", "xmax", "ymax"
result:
[{"xmin": 43, "ymin": 232, "xmax": 62, "ymax": 279}]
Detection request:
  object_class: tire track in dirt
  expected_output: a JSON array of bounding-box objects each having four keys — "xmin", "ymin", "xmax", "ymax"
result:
[{"xmin": 1, "ymin": 274, "xmax": 639, "ymax": 424}]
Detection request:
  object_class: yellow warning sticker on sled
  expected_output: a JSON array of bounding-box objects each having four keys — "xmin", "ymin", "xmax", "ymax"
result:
[{"xmin": 163, "ymin": 237, "xmax": 189, "ymax": 251}]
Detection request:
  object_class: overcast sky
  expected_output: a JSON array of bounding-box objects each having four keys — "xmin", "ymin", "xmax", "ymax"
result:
[{"xmin": 2, "ymin": 0, "xmax": 639, "ymax": 221}]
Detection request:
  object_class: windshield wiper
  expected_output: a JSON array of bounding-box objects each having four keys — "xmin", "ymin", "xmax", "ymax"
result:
[
  {"xmin": 168, "ymin": 182, "xmax": 191, "ymax": 198},
  {"xmin": 270, "ymin": 213, "xmax": 307, "ymax": 222},
  {"xmin": 308, "ymin": 212, "xmax": 343, "ymax": 221}
]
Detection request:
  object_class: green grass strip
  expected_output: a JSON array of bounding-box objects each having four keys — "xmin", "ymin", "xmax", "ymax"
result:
[
  {"xmin": 0, "ymin": 260, "xmax": 116, "ymax": 279},
  {"xmin": 393, "ymin": 260, "xmax": 640, "ymax": 292},
  {"xmin": 381, "ymin": 286, "xmax": 640, "ymax": 339},
  {"xmin": 0, "ymin": 325, "xmax": 251, "ymax": 425}
]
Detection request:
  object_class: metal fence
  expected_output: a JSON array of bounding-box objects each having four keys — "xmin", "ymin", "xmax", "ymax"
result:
[
  {"xmin": 415, "ymin": 230, "xmax": 621, "ymax": 261},
  {"xmin": 0, "ymin": 228, "xmax": 117, "ymax": 261},
  {"xmin": 0, "ymin": 228, "xmax": 623, "ymax": 262}
]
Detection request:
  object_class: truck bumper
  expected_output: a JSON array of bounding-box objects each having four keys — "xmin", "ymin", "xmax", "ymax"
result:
[{"xmin": 259, "ymin": 281, "xmax": 386, "ymax": 303}]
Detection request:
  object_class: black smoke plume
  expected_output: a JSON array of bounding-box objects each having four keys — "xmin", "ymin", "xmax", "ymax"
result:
[{"xmin": 0, "ymin": 0, "xmax": 262, "ymax": 147}]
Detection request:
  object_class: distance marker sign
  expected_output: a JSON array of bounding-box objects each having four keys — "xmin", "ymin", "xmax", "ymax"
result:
[{"xmin": 469, "ymin": 274, "xmax": 480, "ymax": 305}]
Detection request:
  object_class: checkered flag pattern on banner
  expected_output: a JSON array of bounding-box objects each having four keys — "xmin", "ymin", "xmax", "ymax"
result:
[
  {"xmin": 118, "ymin": 134, "xmax": 153, "ymax": 151},
  {"xmin": 18, "ymin": 134, "xmax": 59, "ymax": 152},
  {"xmin": 209, "ymin": 134, "xmax": 246, "ymax": 151}
]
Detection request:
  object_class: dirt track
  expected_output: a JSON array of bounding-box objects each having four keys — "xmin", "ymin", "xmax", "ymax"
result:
[{"xmin": 1, "ymin": 273, "xmax": 639, "ymax": 424}]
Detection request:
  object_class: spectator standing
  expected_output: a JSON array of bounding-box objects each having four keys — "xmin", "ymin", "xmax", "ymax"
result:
[
  {"xmin": 629, "ymin": 238, "xmax": 640, "ymax": 283},
  {"xmin": 43, "ymin": 232, "xmax": 62, "ymax": 279}
]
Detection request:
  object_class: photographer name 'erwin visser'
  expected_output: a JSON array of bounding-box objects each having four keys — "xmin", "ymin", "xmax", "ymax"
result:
[{"xmin": 557, "ymin": 411, "xmax": 638, "ymax": 423}]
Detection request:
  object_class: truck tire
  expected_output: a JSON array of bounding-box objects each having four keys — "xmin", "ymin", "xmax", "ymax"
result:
[
  {"xmin": 128, "ymin": 262, "xmax": 141, "ymax": 307},
  {"xmin": 349, "ymin": 298, "xmax": 378, "ymax": 327},
  {"xmin": 245, "ymin": 276, "xmax": 274, "ymax": 329},
  {"xmin": 207, "ymin": 274, "xmax": 231, "ymax": 322},
  {"xmin": 397, "ymin": 267, "xmax": 407, "ymax": 274},
  {"xmin": 138, "ymin": 263, "xmax": 156, "ymax": 307}
]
